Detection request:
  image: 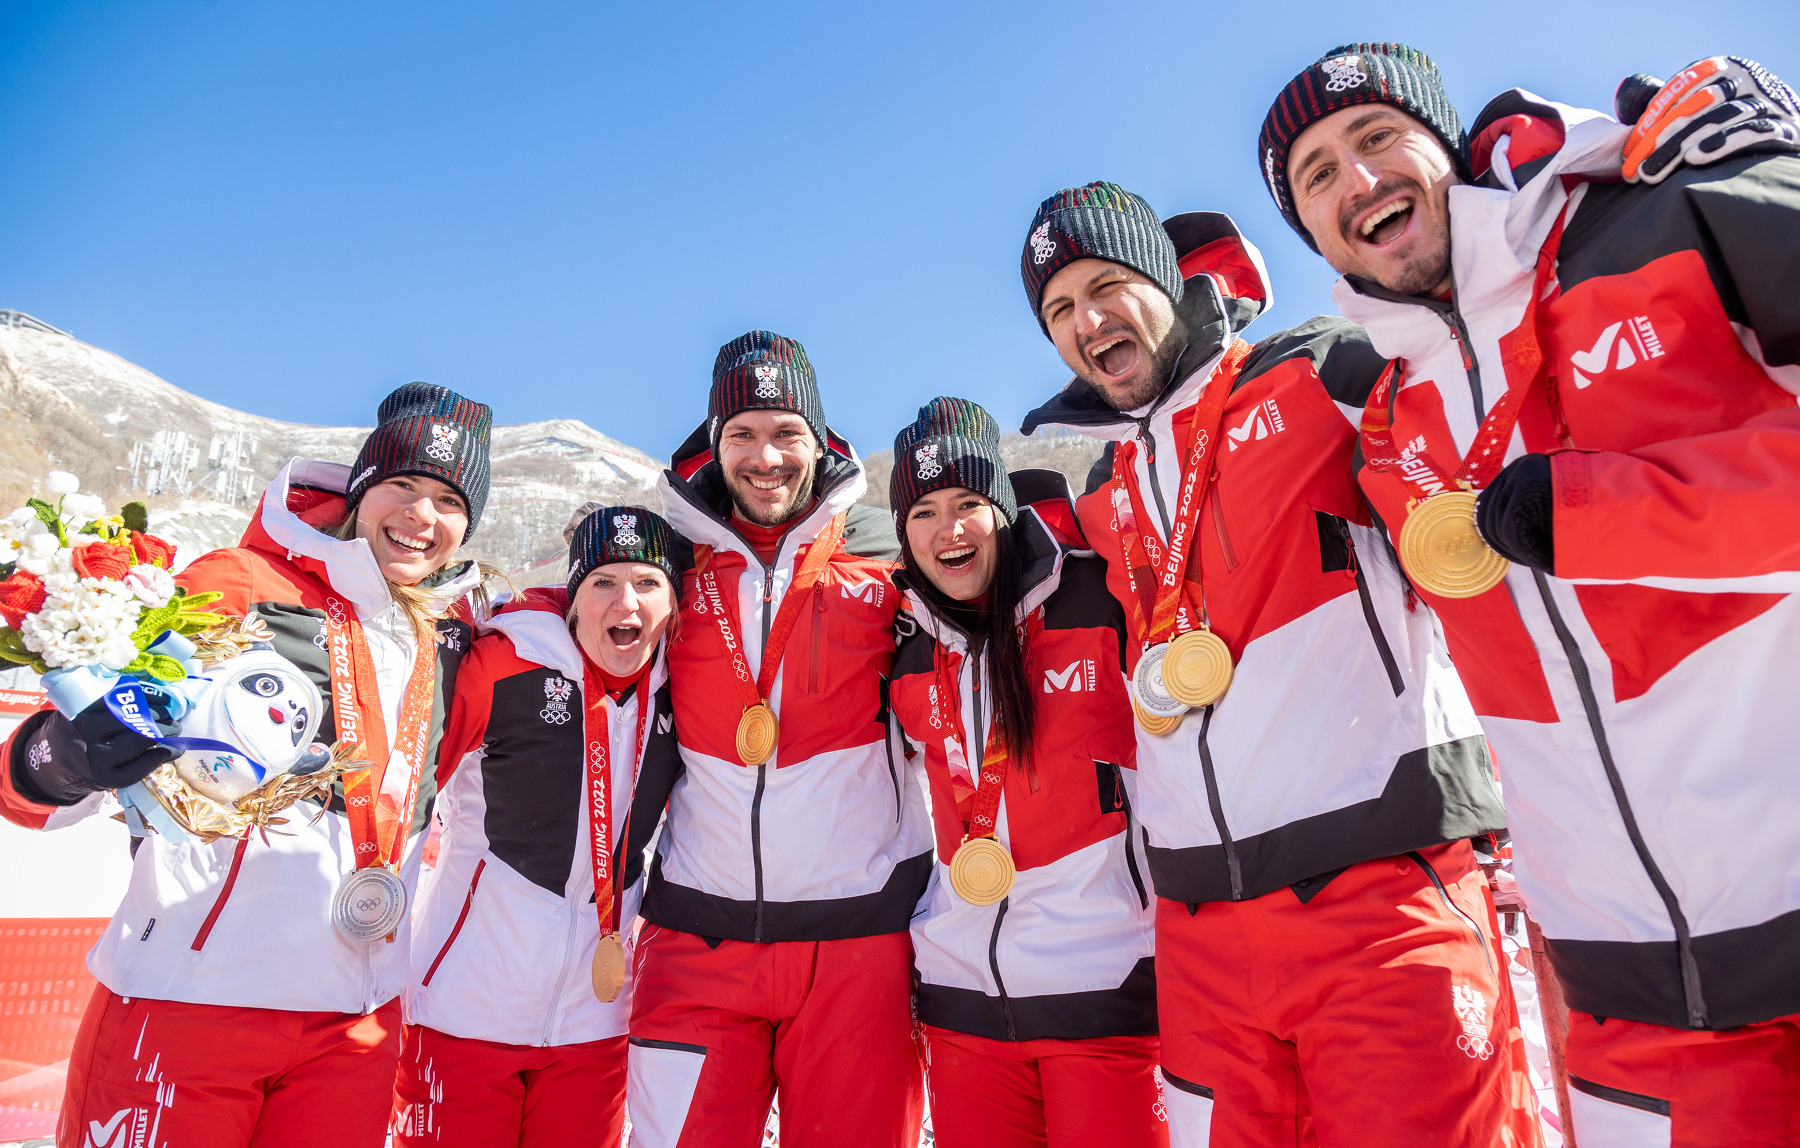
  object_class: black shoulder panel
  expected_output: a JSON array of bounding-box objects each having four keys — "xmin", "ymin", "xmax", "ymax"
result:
[
  {"xmin": 1041, "ymin": 556, "xmax": 1127, "ymax": 667},
  {"xmin": 481, "ymin": 667, "xmax": 584, "ymax": 895},
  {"xmin": 623, "ymin": 682, "xmax": 683, "ymax": 889},
  {"xmin": 891, "ymin": 617, "xmax": 938, "ymax": 681},
  {"xmin": 843, "ymin": 501, "xmax": 901, "ymax": 561},
  {"xmin": 1238, "ymin": 315, "xmax": 1387, "ymax": 408}
]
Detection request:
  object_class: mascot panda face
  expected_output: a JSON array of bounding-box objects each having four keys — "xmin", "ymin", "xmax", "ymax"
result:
[{"xmin": 174, "ymin": 650, "xmax": 324, "ymax": 803}]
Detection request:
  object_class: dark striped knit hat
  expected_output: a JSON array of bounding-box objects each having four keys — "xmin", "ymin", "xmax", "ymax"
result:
[
  {"xmin": 347, "ymin": 382, "xmax": 492, "ymax": 540},
  {"xmin": 1021, "ymin": 182, "xmax": 1183, "ymax": 332},
  {"xmin": 707, "ymin": 331, "xmax": 826, "ymax": 453},
  {"xmin": 566, "ymin": 504, "xmax": 684, "ymax": 600},
  {"xmin": 890, "ymin": 397, "xmax": 1017, "ymax": 525},
  {"xmin": 1259, "ymin": 43, "xmax": 1468, "ymax": 252}
]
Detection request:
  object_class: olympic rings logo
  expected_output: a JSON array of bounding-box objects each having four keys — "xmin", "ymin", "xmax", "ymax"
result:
[
  {"xmin": 540, "ymin": 708, "xmax": 573, "ymax": 724},
  {"xmin": 1457, "ymin": 1034, "xmax": 1494, "ymax": 1060},
  {"xmin": 355, "ymin": 897, "xmax": 386, "ymax": 912}
]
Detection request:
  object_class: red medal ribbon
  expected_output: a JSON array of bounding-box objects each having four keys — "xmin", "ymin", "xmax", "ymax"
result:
[
  {"xmin": 931, "ymin": 615, "xmax": 1041, "ymax": 844},
  {"xmin": 322, "ymin": 596, "xmax": 438, "ymax": 871},
  {"xmin": 1360, "ymin": 206, "xmax": 1572, "ymax": 500},
  {"xmin": 583, "ymin": 669, "xmax": 651, "ymax": 937},
  {"xmin": 693, "ymin": 512, "xmax": 846, "ymax": 725},
  {"xmin": 1110, "ymin": 340, "xmax": 1249, "ymax": 651}
]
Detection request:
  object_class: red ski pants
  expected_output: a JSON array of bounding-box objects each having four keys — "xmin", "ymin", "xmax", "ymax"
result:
[
  {"xmin": 1563, "ymin": 1008, "xmax": 1800, "ymax": 1146},
  {"xmin": 625, "ymin": 925, "xmax": 924, "ymax": 1148},
  {"xmin": 1155, "ymin": 842, "xmax": 1541, "ymax": 1148},
  {"xmin": 391, "ymin": 1024, "xmax": 627, "ymax": 1147},
  {"xmin": 56, "ymin": 984, "xmax": 400, "ymax": 1148},
  {"xmin": 921, "ymin": 1025, "xmax": 1169, "ymax": 1148}
]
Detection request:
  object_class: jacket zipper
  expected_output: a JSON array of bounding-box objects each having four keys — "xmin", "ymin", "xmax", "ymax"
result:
[
  {"xmin": 1441, "ymin": 309, "xmax": 1486, "ymax": 422},
  {"xmin": 1113, "ymin": 764, "xmax": 1149, "ymax": 910},
  {"xmin": 1209, "ymin": 481, "xmax": 1238, "ymax": 572},
  {"xmin": 749, "ymin": 559, "xmax": 776, "ymax": 942},
  {"xmin": 1531, "ymin": 571, "xmax": 1708, "ymax": 1027},
  {"xmin": 1194, "ymin": 707, "xmax": 1243, "ymax": 900},
  {"xmin": 1406, "ymin": 850, "xmax": 1493, "ymax": 977},
  {"xmin": 189, "ymin": 834, "xmax": 251, "ymax": 952},
  {"xmin": 808, "ymin": 583, "xmax": 825, "ymax": 695},
  {"xmin": 1340, "ymin": 521, "xmax": 1403, "ymax": 696},
  {"xmin": 420, "ymin": 859, "xmax": 486, "ymax": 987},
  {"xmin": 541, "ymin": 879, "xmax": 581, "ymax": 1045},
  {"xmin": 987, "ymin": 899, "xmax": 1017, "ymax": 1041},
  {"xmin": 1137, "ymin": 420, "xmax": 1174, "ymax": 537}
]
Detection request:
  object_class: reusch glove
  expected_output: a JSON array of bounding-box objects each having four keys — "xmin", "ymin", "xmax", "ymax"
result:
[
  {"xmin": 1619, "ymin": 57, "xmax": 1800, "ymax": 184},
  {"xmin": 9, "ymin": 698, "xmax": 179, "ymax": 807},
  {"xmin": 1476, "ymin": 453, "xmax": 1555, "ymax": 573}
]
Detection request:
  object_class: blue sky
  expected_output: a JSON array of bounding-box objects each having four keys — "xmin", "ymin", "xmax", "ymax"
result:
[{"xmin": 5, "ymin": 1, "xmax": 1797, "ymax": 461}]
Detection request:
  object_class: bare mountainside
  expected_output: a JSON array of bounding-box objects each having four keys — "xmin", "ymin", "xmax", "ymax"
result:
[
  {"xmin": 858, "ymin": 429, "xmax": 1106, "ymax": 511},
  {"xmin": 0, "ymin": 312, "xmax": 662, "ymax": 578}
]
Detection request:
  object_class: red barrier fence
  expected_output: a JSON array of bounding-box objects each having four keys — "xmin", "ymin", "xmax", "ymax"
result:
[{"xmin": 0, "ymin": 919, "xmax": 108, "ymax": 1142}]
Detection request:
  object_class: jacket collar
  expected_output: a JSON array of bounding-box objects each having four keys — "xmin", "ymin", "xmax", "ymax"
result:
[
  {"xmin": 481, "ymin": 585, "xmax": 671, "ymax": 696},
  {"xmin": 898, "ymin": 507, "xmax": 1065, "ymax": 653}
]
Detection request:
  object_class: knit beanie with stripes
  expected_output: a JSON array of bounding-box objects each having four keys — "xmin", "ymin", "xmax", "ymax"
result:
[
  {"xmin": 1259, "ymin": 43, "xmax": 1469, "ymax": 252},
  {"xmin": 346, "ymin": 382, "xmax": 493, "ymax": 540},
  {"xmin": 707, "ymin": 331, "xmax": 827, "ymax": 453},
  {"xmin": 889, "ymin": 397, "xmax": 1017, "ymax": 526},
  {"xmin": 565, "ymin": 504, "xmax": 684, "ymax": 600},
  {"xmin": 1020, "ymin": 182, "xmax": 1184, "ymax": 331}
]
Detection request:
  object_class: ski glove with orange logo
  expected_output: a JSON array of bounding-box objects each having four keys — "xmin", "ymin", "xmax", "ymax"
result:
[{"xmin": 1619, "ymin": 57, "xmax": 1800, "ymax": 184}]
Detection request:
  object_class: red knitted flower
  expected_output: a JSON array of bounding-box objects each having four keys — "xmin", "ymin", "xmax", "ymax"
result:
[
  {"xmin": 71, "ymin": 541, "xmax": 132, "ymax": 582},
  {"xmin": 0, "ymin": 571, "xmax": 47, "ymax": 630},
  {"xmin": 129, "ymin": 532, "xmax": 178, "ymax": 570}
]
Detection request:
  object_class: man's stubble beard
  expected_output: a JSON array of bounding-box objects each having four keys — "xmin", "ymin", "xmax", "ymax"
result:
[
  {"xmin": 1085, "ymin": 316, "xmax": 1188, "ymax": 413},
  {"xmin": 728, "ymin": 461, "xmax": 817, "ymax": 528}
]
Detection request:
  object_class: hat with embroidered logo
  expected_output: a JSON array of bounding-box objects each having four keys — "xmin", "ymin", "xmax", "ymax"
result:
[
  {"xmin": 565, "ymin": 504, "xmax": 685, "ymax": 600},
  {"xmin": 1259, "ymin": 43, "xmax": 1469, "ymax": 252},
  {"xmin": 890, "ymin": 396, "xmax": 1017, "ymax": 527},
  {"xmin": 1020, "ymin": 182, "xmax": 1184, "ymax": 333},
  {"xmin": 346, "ymin": 382, "xmax": 493, "ymax": 540},
  {"xmin": 707, "ymin": 331, "xmax": 827, "ymax": 454}
]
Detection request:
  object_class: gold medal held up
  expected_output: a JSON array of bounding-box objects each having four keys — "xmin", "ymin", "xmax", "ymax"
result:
[
  {"xmin": 949, "ymin": 835, "xmax": 1015, "ymax": 906},
  {"xmin": 735, "ymin": 702, "xmax": 778, "ymax": 766},
  {"xmin": 1162, "ymin": 628, "xmax": 1234, "ymax": 708},
  {"xmin": 591, "ymin": 932, "xmax": 627, "ymax": 1003},
  {"xmin": 1398, "ymin": 490, "xmax": 1509, "ymax": 599}
]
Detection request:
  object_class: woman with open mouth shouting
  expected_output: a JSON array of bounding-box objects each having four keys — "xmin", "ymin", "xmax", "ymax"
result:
[
  {"xmin": 883, "ymin": 398, "xmax": 1165, "ymax": 1148},
  {"xmin": 396, "ymin": 503, "xmax": 687, "ymax": 1147}
]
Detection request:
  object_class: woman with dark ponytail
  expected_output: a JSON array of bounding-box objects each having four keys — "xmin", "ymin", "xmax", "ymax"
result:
[{"xmin": 886, "ymin": 397, "xmax": 1164, "ymax": 1148}]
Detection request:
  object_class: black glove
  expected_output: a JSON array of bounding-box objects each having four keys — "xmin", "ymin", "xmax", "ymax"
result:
[
  {"xmin": 1619, "ymin": 57, "xmax": 1800, "ymax": 185},
  {"xmin": 1476, "ymin": 454, "xmax": 1556, "ymax": 572},
  {"xmin": 9, "ymin": 698, "xmax": 179, "ymax": 807}
]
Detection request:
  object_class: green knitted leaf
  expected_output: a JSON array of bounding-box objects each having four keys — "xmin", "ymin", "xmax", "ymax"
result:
[
  {"xmin": 26, "ymin": 499, "xmax": 67, "ymax": 546},
  {"xmin": 120, "ymin": 502, "xmax": 150, "ymax": 533},
  {"xmin": 0, "ymin": 628, "xmax": 47, "ymax": 673}
]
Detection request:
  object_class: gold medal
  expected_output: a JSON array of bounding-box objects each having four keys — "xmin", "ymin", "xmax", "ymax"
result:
[
  {"xmin": 735, "ymin": 702, "xmax": 778, "ymax": 766},
  {"xmin": 948, "ymin": 835, "xmax": 1015, "ymax": 906},
  {"xmin": 1163, "ymin": 628, "xmax": 1234, "ymax": 708},
  {"xmin": 1398, "ymin": 490, "xmax": 1510, "ymax": 599},
  {"xmin": 1132, "ymin": 698, "xmax": 1184, "ymax": 736},
  {"xmin": 591, "ymin": 931, "xmax": 627, "ymax": 1003}
]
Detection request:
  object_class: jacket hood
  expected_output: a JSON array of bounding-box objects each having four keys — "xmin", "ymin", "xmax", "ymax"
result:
[
  {"xmin": 655, "ymin": 421, "xmax": 873, "ymax": 568},
  {"xmin": 479, "ymin": 584, "xmax": 670, "ymax": 694},
  {"xmin": 1021, "ymin": 212, "xmax": 1272, "ymax": 440},
  {"xmin": 244, "ymin": 457, "xmax": 483, "ymax": 620},
  {"xmin": 1333, "ymin": 92, "xmax": 1628, "ymax": 362}
]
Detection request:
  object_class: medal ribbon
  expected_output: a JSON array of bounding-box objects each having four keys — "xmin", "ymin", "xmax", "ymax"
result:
[
  {"xmin": 322, "ymin": 597, "xmax": 438, "ymax": 870},
  {"xmin": 1110, "ymin": 340, "xmax": 1249, "ymax": 650},
  {"xmin": 583, "ymin": 669, "xmax": 651, "ymax": 937},
  {"xmin": 693, "ymin": 512, "xmax": 846, "ymax": 719},
  {"xmin": 1359, "ymin": 206, "xmax": 1572, "ymax": 500},
  {"xmin": 931, "ymin": 615, "xmax": 1041, "ymax": 844}
]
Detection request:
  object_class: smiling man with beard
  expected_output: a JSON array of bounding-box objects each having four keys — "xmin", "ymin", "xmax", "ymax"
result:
[
  {"xmin": 1018, "ymin": 184, "xmax": 1539, "ymax": 1148},
  {"xmin": 624, "ymin": 331, "xmax": 932, "ymax": 1148},
  {"xmin": 1262, "ymin": 41, "xmax": 1800, "ymax": 1145}
]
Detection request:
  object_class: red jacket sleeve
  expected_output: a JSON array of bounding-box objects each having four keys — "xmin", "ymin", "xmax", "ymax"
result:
[
  {"xmin": 174, "ymin": 547, "xmax": 260, "ymax": 617},
  {"xmin": 1, "ymin": 709, "xmax": 80, "ymax": 828}
]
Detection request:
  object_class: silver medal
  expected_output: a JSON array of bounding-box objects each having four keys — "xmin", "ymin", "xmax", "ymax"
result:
[
  {"xmin": 1131, "ymin": 642, "xmax": 1188, "ymax": 719},
  {"xmin": 332, "ymin": 867, "xmax": 408, "ymax": 943}
]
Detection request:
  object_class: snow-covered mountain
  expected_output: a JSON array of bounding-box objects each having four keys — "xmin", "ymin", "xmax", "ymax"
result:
[{"xmin": 0, "ymin": 311, "xmax": 663, "ymax": 579}]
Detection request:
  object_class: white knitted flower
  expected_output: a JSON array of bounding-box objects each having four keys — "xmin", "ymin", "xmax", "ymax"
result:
[
  {"xmin": 21, "ymin": 576, "xmax": 142, "ymax": 670},
  {"xmin": 0, "ymin": 509, "xmax": 44, "ymax": 545},
  {"xmin": 61, "ymin": 493, "xmax": 107, "ymax": 528},
  {"xmin": 123, "ymin": 564, "xmax": 175, "ymax": 607},
  {"xmin": 44, "ymin": 472, "xmax": 80, "ymax": 497},
  {"xmin": 15, "ymin": 534, "xmax": 65, "ymax": 577}
]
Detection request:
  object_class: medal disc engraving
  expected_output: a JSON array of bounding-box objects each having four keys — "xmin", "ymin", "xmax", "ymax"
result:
[
  {"xmin": 948, "ymin": 835, "xmax": 1015, "ymax": 906},
  {"xmin": 1398, "ymin": 491, "xmax": 1510, "ymax": 598},
  {"xmin": 332, "ymin": 867, "xmax": 407, "ymax": 943},
  {"xmin": 591, "ymin": 932, "xmax": 627, "ymax": 1003},
  {"xmin": 1131, "ymin": 644, "xmax": 1188, "ymax": 720},
  {"xmin": 1132, "ymin": 698, "xmax": 1184, "ymax": 736},
  {"xmin": 735, "ymin": 703, "xmax": 778, "ymax": 766},
  {"xmin": 1164, "ymin": 629, "xmax": 1234, "ymax": 708}
]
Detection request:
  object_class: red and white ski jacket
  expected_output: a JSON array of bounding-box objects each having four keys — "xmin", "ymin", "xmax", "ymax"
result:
[
  {"xmin": 888, "ymin": 477, "xmax": 1155, "ymax": 1043},
  {"xmin": 407, "ymin": 588, "xmax": 682, "ymax": 1046},
  {"xmin": 1023, "ymin": 213, "xmax": 1503, "ymax": 907},
  {"xmin": 0, "ymin": 458, "xmax": 480, "ymax": 1014},
  {"xmin": 645, "ymin": 429, "xmax": 933, "ymax": 942},
  {"xmin": 1336, "ymin": 93, "xmax": 1800, "ymax": 1031}
]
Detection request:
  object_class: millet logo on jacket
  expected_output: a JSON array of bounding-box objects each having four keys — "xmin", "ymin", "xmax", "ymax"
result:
[
  {"xmin": 1226, "ymin": 398, "xmax": 1286, "ymax": 451},
  {"xmin": 841, "ymin": 576, "xmax": 885, "ymax": 607},
  {"xmin": 1570, "ymin": 315, "xmax": 1665, "ymax": 388},
  {"xmin": 1043, "ymin": 659, "xmax": 1096, "ymax": 693},
  {"xmin": 541, "ymin": 676, "xmax": 574, "ymax": 724}
]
